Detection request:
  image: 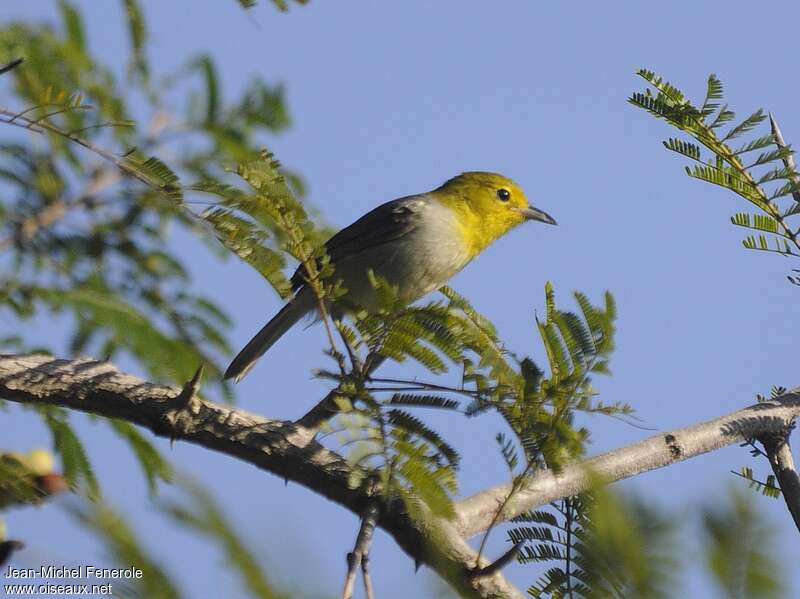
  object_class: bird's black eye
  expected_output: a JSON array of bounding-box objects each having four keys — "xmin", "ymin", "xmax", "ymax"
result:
[{"xmin": 497, "ymin": 188, "xmax": 511, "ymax": 202}]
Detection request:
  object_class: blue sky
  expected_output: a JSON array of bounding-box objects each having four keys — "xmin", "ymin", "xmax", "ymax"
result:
[{"xmin": 2, "ymin": 1, "xmax": 799, "ymax": 597}]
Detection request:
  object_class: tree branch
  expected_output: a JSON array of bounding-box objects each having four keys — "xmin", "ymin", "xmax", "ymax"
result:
[
  {"xmin": 759, "ymin": 424, "xmax": 800, "ymax": 532},
  {"xmin": 342, "ymin": 503, "xmax": 378, "ymax": 599},
  {"xmin": 9, "ymin": 353, "xmax": 797, "ymax": 597},
  {"xmin": 0, "ymin": 353, "xmax": 522, "ymax": 599},
  {"xmin": 454, "ymin": 392, "xmax": 800, "ymax": 538},
  {"xmin": 361, "ymin": 553, "xmax": 375, "ymax": 599}
]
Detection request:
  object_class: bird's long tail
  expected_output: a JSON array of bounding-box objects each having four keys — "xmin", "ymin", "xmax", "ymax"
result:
[{"xmin": 224, "ymin": 291, "xmax": 313, "ymax": 382}]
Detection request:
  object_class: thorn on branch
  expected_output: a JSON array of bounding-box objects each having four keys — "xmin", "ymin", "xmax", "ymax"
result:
[
  {"xmin": 469, "ymin": 541, "xmax": 524, "ymax": 578},
  {"xmin": 157, "ymin": 364, "xmax": 204, "ymax": 445},
  {"xmin": 0, "ymin": 58, "xmax": 23, "ymax": 76},
  {"xmin": 174, "ymin": 363, "xmax": 204, "ymax": 408},
  {"xmin": 769, "ymin": 113, "xmax": 800, "ymax": 205}
]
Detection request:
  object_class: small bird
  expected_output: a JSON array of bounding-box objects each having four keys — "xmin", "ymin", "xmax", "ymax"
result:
[{"xmin": 225, "ymin": 172, "xmax": 556, "ymax": 381}]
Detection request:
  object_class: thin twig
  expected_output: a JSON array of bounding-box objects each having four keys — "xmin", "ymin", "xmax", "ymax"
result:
[
  {"xmin": 0, "ymin": 109, "xmax": 161, "ymax": 191},
  {"xmin": 730, "ymin": 469, "xmax": 782, "ymax": 495},
  {"xmin": 368, "ymin": 376, "xmax": 481, "ymax": 397},
  {"xmin": 0, "ymin": 58, "xmax": 23, "ymax": 76},
  {"xmin": 342, "ymin": 503, "xmax": 379, "ymax": 599},
  {"xmin": 564, "ymin": 498, "xmax": 575, "ymax": 599},
  {"xmin": 67, "ymin": 120, "xmax": 135, "ymax": 136},
  {"xmin": 470, "ymin": 541, "xmax": 524, "ymax": 578},
  {"xmin": 30, "ymin": 104, "xmax": 93, "ymax": 124}
]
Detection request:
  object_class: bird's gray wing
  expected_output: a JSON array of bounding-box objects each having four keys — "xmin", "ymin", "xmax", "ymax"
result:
[{"xmin": 291, "ymin": 195, "xmax": 424, "ymax": 291}]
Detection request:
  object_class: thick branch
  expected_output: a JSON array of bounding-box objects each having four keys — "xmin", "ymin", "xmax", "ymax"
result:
[
  {"xmin": 759, "ymin": 427, "xmax": 800, "ymax": 532},
  {"xmin": 11, "ymin": 353, "xmax": 798, "ymax": 597},
  {"xmin": 455, "ymin": 392, "xmax": 800, "ymax": 538},
  {"xmin": 0, "ymin": 354, "xmax": 521, "ymax": 599}
]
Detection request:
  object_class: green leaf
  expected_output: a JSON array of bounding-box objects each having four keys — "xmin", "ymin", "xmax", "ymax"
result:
[
  {"xmin": 722, "ymin": 109, "xmax": 766, "ymax": 142},
  {"xmin": 387, "ymin": 409, "xmax": 459, "ymax": 467},
  {"xmin": 709, "ymin": 104, "xmax": 736, "ymax": 130},
  {"xmin": 496, "ymin": 432, "xmax": 519, "ymax": 473},
  {"xmin": 730, "ymin": 212, "xmax": 780, "ymax": 235},
  {"xmin": 702, "ymin": 490, "xmax": 785, "ymax": 598},
  {"xmin": 70, "ymin": 503, "xmax": 181, "ymax": 599},
  {"xmin": 160, "ymin": 479, "xmax": 289, "ymax": 599},
  {"xmin": 194, "ymin": 55, "xmax": 219, "ymax": 125},
  {"xmin": 387, "ymin": 394, "xmax": 459, "ymax": 411},
  {"xmin": 663, "ymin": 138, "xmax": 702, "ymax": 162},
  {"xmin": 134, "ymin": 155, "xmax": 182, "ymax": 201},
  {"xmin": 58, "ymin": 1, "xmax": 86, "ymax": 54},
  {"xmin": 122, "ymin": 0, "xmax": 148, "ymax": 80},
  {"xmin": 745, "ymin": 146, "xmax": 792, "ymax": 168},
  {"xmin": 201, "ymin": 208, "xmax": 291, "ymax": 297},
  {"xmin": 42, "ymin": 408, "xmax": 99, "ymax": 499},
  {"xmin": 700, "ymin": 73, "xmax": 724, "ymax": 119}
]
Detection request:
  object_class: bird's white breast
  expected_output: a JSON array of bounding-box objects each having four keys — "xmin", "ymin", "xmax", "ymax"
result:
[{"xmin": 334, "ymin": 196, "xmax": 471, "ymax": 309}]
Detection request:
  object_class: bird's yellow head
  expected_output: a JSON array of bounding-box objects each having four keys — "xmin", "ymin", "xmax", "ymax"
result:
[{"xmin": 433, "ymin": 172, "xmax": 556, "ymax": 256}]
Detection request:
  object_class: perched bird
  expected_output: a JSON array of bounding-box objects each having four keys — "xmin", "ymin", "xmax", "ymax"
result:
[{"xmin": 225, "ymin": 171, "xmax": 556, "ymax": 381}]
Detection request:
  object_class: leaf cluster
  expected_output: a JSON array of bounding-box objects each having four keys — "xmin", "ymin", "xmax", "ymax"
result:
[
  {"xmin": 317, "ymin": 281, "xmax": 624, "ymax": 527},
  {"xmin": 501, "ymin": 283, "xmax": 623, "ymax": 473},
  {"xmin": 0, "ymin": 2, "xmax": 303, "ymax": 504},
  {"xmin": 630, "ymin": 69, "xmax": 800, "ymax": 261},
  {"xmin": 512, "ymin": 489, "xmax": 676, "ymax": 599}
]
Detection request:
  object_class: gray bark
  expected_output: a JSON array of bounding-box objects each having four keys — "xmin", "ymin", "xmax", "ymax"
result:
[{"xmin": 3, "ymin": 353, "xmax": 799, "ymax": 598}]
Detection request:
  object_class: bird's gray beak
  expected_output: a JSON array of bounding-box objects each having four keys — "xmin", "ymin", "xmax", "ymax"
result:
[{"xmin": 515, "ymin": 205, "xmax": 557, "ymax": 225}]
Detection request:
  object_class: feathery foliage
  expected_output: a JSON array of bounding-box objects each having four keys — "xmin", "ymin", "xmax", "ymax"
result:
[
  {"xmin": 512, "ymin": 488, "xmax": 678, "ymax": 599},
  {"xmin": 0, "ymin": 2, "xmax": 301, "ymax": 397},
  {"xmin": 107, "ymin": 420, "xmax": 172, "ymax": 495},
  {"xmin": 468, "ymin": 283, "xmax": 625, "ymax": 568},
  {"xmin": 320, "ymin": 281, "xmax": 624, "ymax": 530},
  {"xmin": 41, "ymin": 407, "xmax": 99, "ymax": 499},
  {"xmin": 630, "ymin": 69, "xmax": 800, "ymax": 268},
  {"xmin": 701, "ymin": 490, "xmax": 785, "ymax": 599},
  {"xmin": 731, "ymin": 384, "xmax": 787, "ymax": 500},
  {"xmin": 198, "ymin": 150, "xmax": 332, "ymax": 302},
  {"xmin": 69, "ymin": 503, "xmax": 182, "ymax": 599},
  {"xmin": 236, "ymin": 0, "xmax": 310, "ymax": 11},
  {"xmin": 159, "ymin": 479, "xmax": 290, "ymax": 599},
  {"xmin": 733, "ymin": 467, "xmax": 781, "ymax": 500},
  {"xmin": 0, "ymin": 2, "xmax": 301, "ymax": 502},
  {"xmin": 70, "ymin": 479, "xmax": 298, "ymax": 599}
]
